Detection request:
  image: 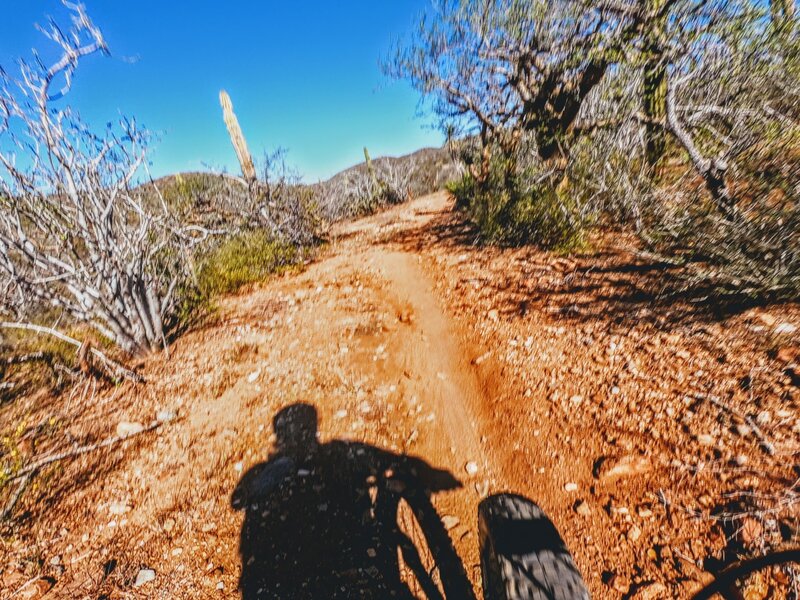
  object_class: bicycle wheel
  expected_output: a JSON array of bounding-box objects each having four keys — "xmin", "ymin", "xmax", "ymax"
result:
[{"xmin": 479, "ymin": 493, "xmax": 590, "ymax": 600}]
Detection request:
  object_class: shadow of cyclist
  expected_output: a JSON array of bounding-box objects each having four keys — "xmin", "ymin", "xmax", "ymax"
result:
[{"xmin": 231, "ymin": 403, "xmax": 476, "ymax": 599}]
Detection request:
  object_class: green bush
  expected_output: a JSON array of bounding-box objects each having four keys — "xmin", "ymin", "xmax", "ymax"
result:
[
  {"xmin": 196, "ymin": 230, "xmax": 301, "ymax": 297},
  {"xmin": 448, "ymin": 150, "xmax": 589, "ymax": 251}
]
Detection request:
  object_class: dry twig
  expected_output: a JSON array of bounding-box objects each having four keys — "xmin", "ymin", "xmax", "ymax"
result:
[
  {"xmin": 694, "ymin": 392, "xmax": 776, "ymax": 456},
  {"xmin": 0, "ymin": 322, "xmax": 144, "ymax": 383},
  {"xmin": 7, "ymin": 419, "xmax": 161, "ymax": 483}
]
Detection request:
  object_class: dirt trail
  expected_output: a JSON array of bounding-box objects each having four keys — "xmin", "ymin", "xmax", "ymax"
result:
[
  {"xmin": 312, "ymin": 193, "xmax": 506, "ymax": 589},
  {"xmin": 5, "ymin": 190, "xmax": 799, "ymax": 599},
  {"xmin": 370, "ymin": 249, "xmax": 497, "ymax": 480}
]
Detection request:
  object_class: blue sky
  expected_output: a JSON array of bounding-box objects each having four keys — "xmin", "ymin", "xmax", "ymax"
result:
[{"xmin": 0, "ymin": 1, "xmax": 441, "ymax": 182}]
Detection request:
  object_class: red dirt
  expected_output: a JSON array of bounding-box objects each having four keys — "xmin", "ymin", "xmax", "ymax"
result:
[{"xmin": 1, "ymin": 192, "xmax": 798, "ymax": 599}]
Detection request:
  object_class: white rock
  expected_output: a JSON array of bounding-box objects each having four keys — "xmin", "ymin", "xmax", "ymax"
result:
[
  {"xmin": 116, "ymin": 421, "xmax": 144, "ymax": 437},
  {"xmin": 246, "ymin": 369, "xmax": 261, "ymax": 383},
  {"xmin": 628, "ymin": 525, "xmax": 642, "ymax": 542},
  {"xmin": 465, "ymin": 462, "xmax": 479, "ymax": 476},
  {"xmin": 697, "ymin": 434, "xmax": 715, "ymax": 446},
  {"xmin": 564, "ymin": 482, "xmax": 578, "ymax": 492},
  {"xmin": 156, "ymin": 409, "xmax": 177, "ymax": 422},
  {"xmin": 575, "ymin": 500, "xmax": 591, "ymax": 516},
  {"xmin": 442, "ymin": 515, "xmax": 461, "ymax": 530},
  {"xmin": 108, "ymin": 501, "xmax": 128, "ymax": 516},
  {"xmin": 775, "ymin": 322, "xmax": 797, "ymax": 334},
  {"xmin": 134, "ymin": 569, "xmax": 156, "ymax": 587}
]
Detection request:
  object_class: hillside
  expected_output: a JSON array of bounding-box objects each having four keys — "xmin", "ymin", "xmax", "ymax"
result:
[{"xmin": 314, "ymin": 146, "xmax": 458, "ymax": 198}]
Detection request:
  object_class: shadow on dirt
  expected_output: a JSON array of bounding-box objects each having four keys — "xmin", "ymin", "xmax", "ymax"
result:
[
  {"xmin": 231, "ymin": 403, "xmax": 476, "ymax": 600},
  {"xmin": 389, "ymin": 208, "xmax": 773, "ymax": 329}
]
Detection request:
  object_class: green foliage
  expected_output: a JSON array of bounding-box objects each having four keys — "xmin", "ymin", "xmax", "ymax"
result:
[
  {"xmin": 0, "ymin": 419, "xmax": 26, "ymax": 490},
  {"xmin": 448, "ymin": 149, "xmax": 589, "ymax": 252},
  {"xmin": 196, "ymin": 230, "xmax": 301, "ymax": 298}
]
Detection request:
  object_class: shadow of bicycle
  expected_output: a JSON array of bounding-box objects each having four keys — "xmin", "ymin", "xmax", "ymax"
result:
[{"xmin": 231, "ymin": 403, "xmax": 476, "ymax": 599}]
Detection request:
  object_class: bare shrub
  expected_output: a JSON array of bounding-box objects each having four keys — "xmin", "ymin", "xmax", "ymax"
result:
[
  {"xmin": 318, "ymin": 154, "xmax": 418, "ymax": 222},
  {"xmin": 0, "ymin": 4, "xmax": 202, "ymax": 355}
]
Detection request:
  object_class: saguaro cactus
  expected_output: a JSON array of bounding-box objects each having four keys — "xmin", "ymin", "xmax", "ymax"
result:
[
  {"xmin": 363, "ymin": 147, "xmax": 378, "ymax": 190},
  {"xmin": 220, "ymin": 90, "xmax": 257, "ymax": 183}
]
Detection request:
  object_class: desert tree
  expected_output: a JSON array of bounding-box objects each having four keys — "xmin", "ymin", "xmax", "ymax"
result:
[
  {"xmin": 0, "ymin": 3, "xmax": 205, "ymax": 356},
  {"xmin": 388, "ymin": 0, "xmax": 679, "ymax": 177}
]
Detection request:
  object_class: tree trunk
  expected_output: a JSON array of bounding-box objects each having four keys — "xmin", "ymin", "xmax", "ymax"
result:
[
  {"xmin": 643, "ymin": 60, "xmax": 667, "ymax": 168},
  {"xmin": 643, "ymin": 0, "xmax": 668, "ymax": 169}
]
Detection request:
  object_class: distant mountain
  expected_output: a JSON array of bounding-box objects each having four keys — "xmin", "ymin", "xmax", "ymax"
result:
[{"xmin": 315, "ymin": 146, "xmax": 459, "ymax": 197}]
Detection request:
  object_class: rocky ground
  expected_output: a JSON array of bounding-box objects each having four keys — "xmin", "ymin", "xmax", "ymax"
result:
[{"xmin": 1, "ymin": 192, "xmax": 798, "ymax": 599}]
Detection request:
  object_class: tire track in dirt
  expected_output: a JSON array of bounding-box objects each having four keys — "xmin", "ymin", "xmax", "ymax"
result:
[
  {"xmin": 328, "ymin": 195, "xmax": 503, "ymax": 590},
  {"xmin": 358, "ymin": 246, "xmax": 500, "ymax": 594},
  {"xmin": 370, "ymin": 249, "xmax": 497, "ymax": 488}
]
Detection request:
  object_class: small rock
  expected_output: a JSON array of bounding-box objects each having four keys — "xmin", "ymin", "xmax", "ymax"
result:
[
  {"xmin": 734, "ymin": 454, "xmax": 748, "ymax": 466},
  {"xmin": 635, "ymin": 582, "xmax": 667, "ymax": 599},
  {"xmin": 628, "ymin": 525, "xmax": 642, "ymax": 542},
  {"xmin": 697, "ymin": 434, "xmax": 715, "ymax": 446},
  {"xmin": 596, "ymin": 455, "xmax": 651, "ymax": 481},
  {"xmin": 475, "ymin": 481, "xmax": 489, "ymax": 497},
  {"xmin": 157, "ymin": 409, "xmax": 177, "ymax": 422},
  {"xmin": 333, "ymin": 410, "xmax": 347, "ymax": 420},
  {"xmin": 777, "ymin": 346, "xmax": 799, "ymax": 363},
  {"xmin": 358, "ymin": 401, "xmax": 371, "ymax": 414},
  {"xmin": 465, "ymin": 462, "xmax": 479, "ymax": 476},
  {"xmin": 108, "ymin": 501, "xmax": 128, "ymax": 516},
  {"xmin": 246, "ymin": 369, "xmax": 261, "ymax": 383},
  {"xmin": 775, "ymin": 322, "xmax": 797, "ymax": 335},
  {"xmin": 134, "ymin": 569, "xmax": 156, "ymax": 588},
  {"xmin": 608, "ymin": 573, "xmax": 631, "ymax": 594},
  {"xmin": 473, "ymin": 351, "xmax": 491, "ymax": 365},
  {"xmin": 163, "ymin": 518, "xmax": 175, "ymax": 532},
  {"xmin": 570, "ymin": 395, "xmax": 584, "ymax": 404},
  {"xmin": 442, "ymin": 515, "xmax": 461, "ymax": 530},
  {"xmin": 574, "ymin": 500, "xmax": 591, "ymax": 516},
  {"xmin": 735, "ymin": 423, "xmax": 752, "ymax": 437},
  {"xmin": 757, "ymin": 312, "xmax": 777, "ymax": 327},
  {"xmin": 564, "ymin": 482, "xmax": 578, "ymax": 492},
  {"xmin": 755, "ymin": 411, "xmax": 771, "ymax": 426},
  {"xmin": 116, "ymin": 421, "xmax": 144, "ymax": 437},
  {"xmin": 216, "ymin": 581, "xmax": 224, "ymax": 590},
  {"xmin": 487, "ymin": 309, "xmax": 500, "ymax": 321}
]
